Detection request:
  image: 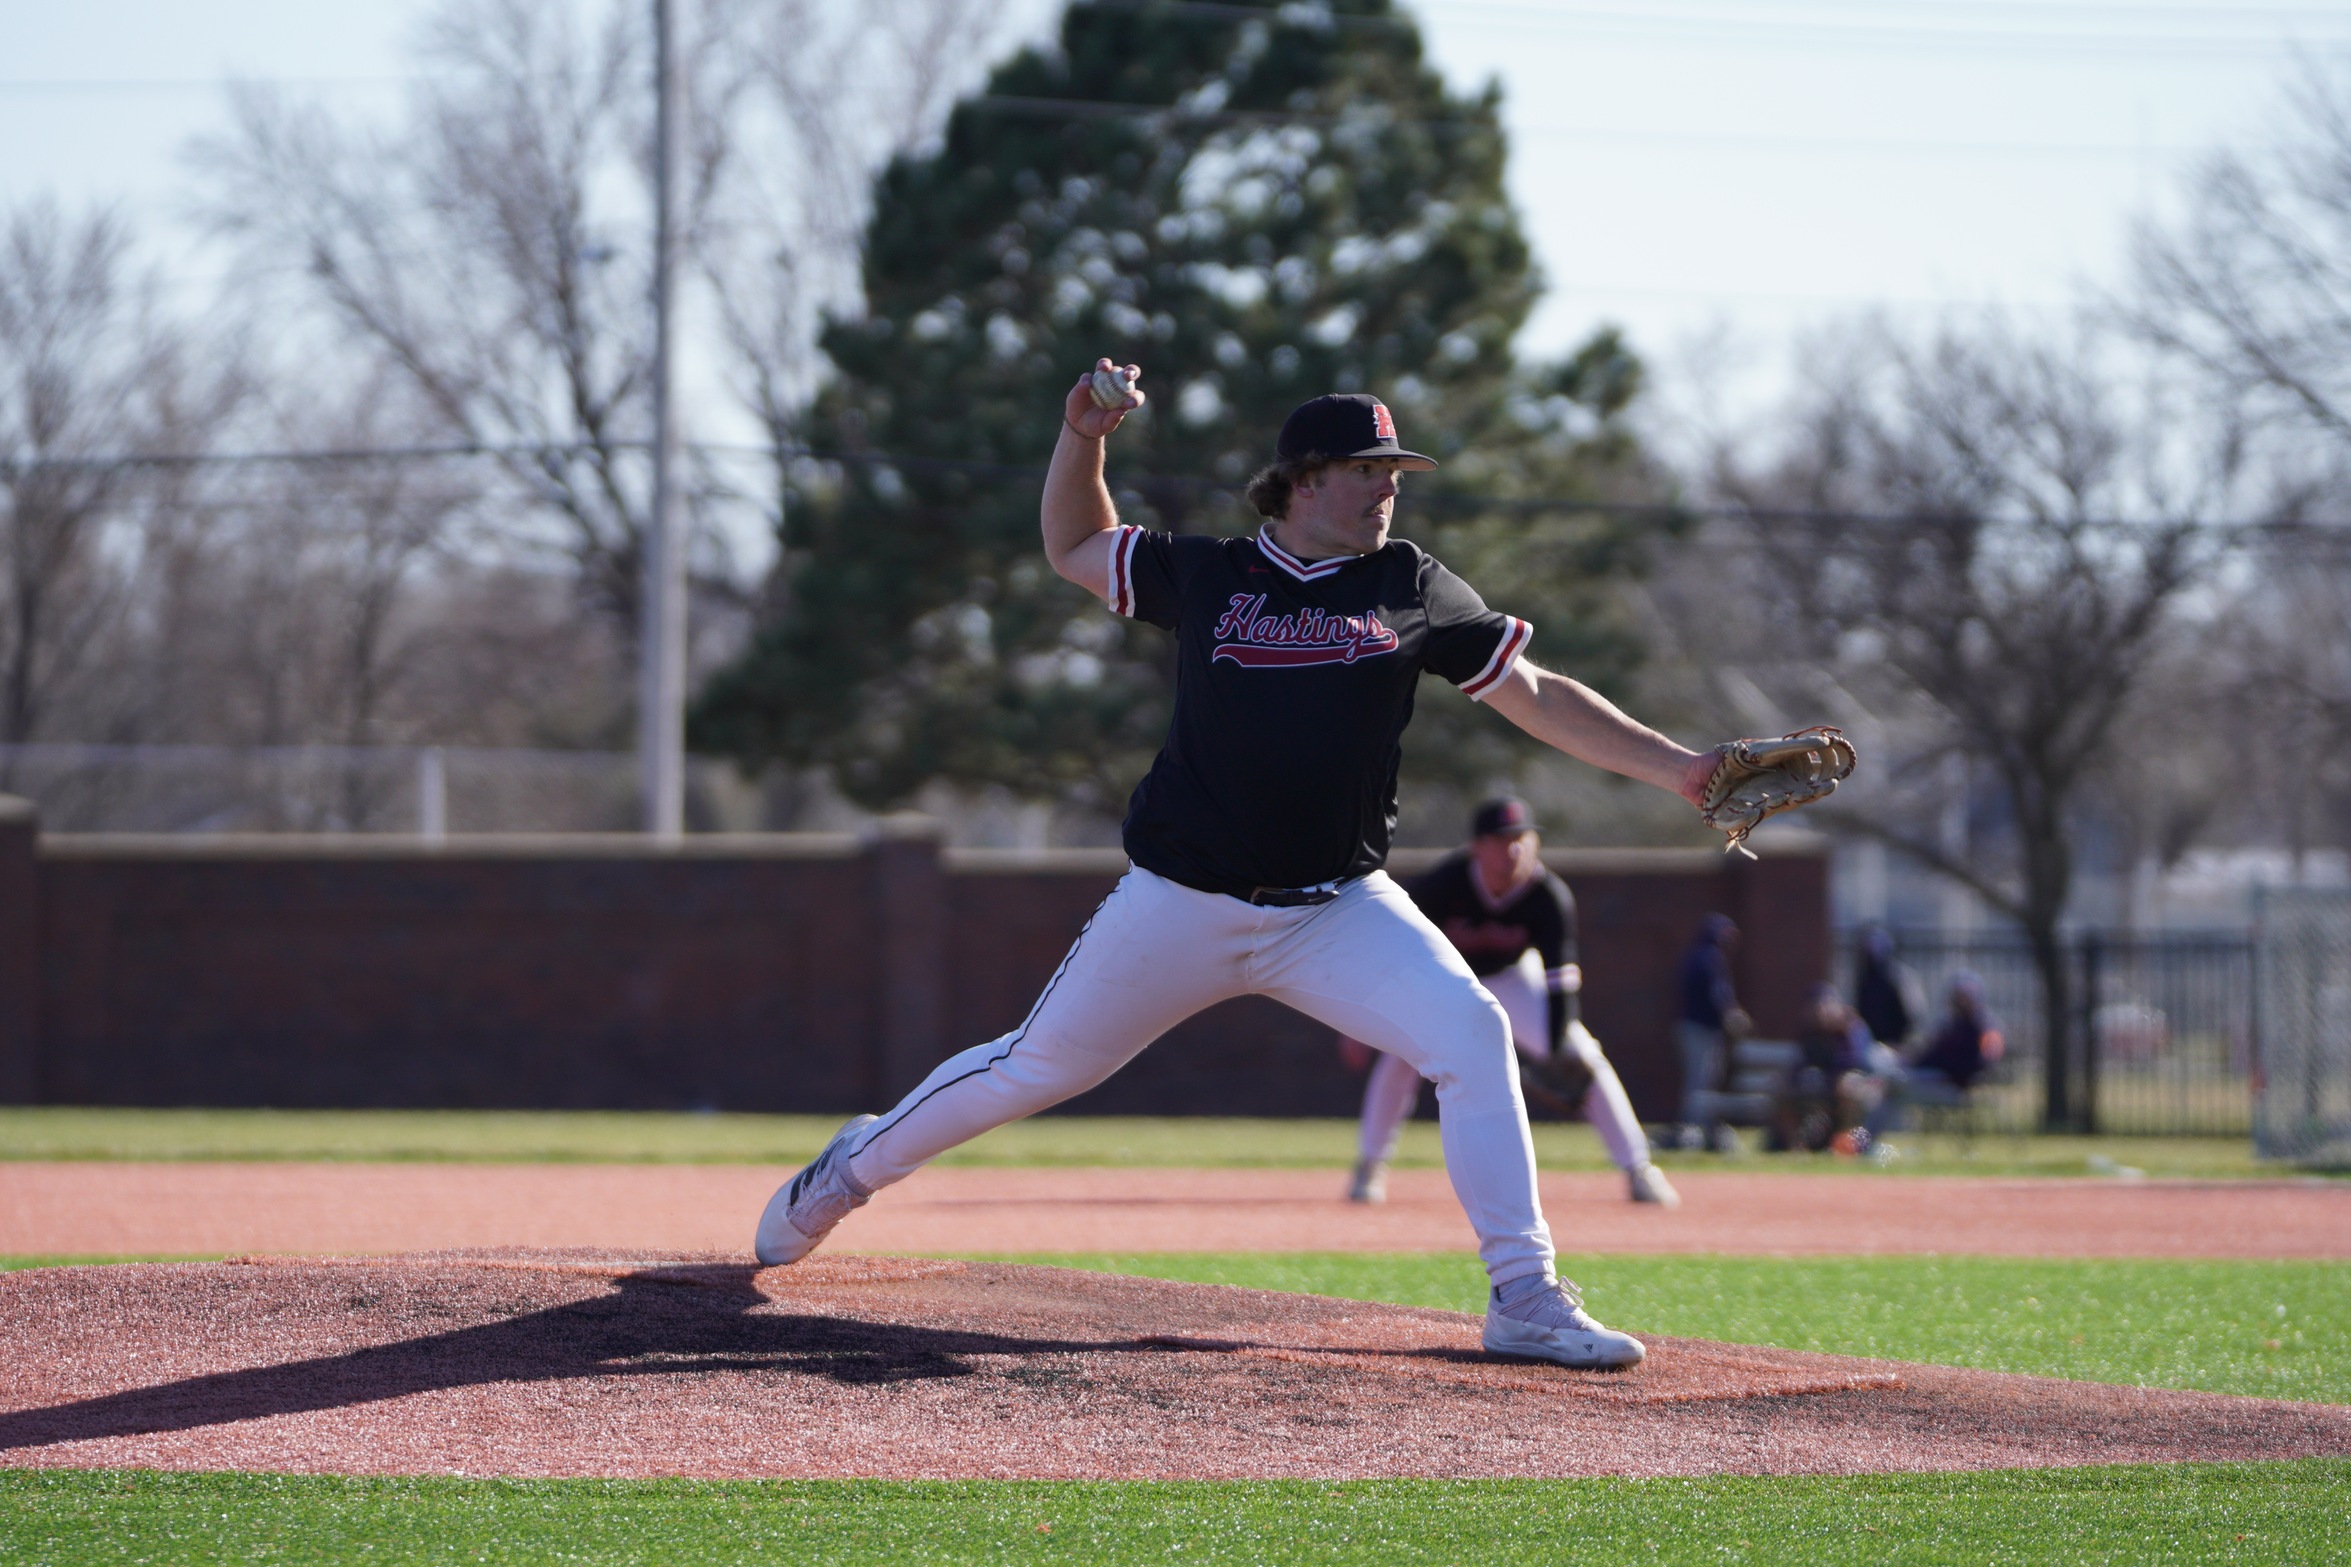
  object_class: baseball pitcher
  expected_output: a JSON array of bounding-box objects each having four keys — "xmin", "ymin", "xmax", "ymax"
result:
[{"xmin": 756, "ymin": 362, "xmax": 1851, "ymax": 1370}]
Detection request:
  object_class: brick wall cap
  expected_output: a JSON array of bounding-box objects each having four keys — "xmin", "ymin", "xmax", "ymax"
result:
[
  {"xmin": 945, "ymin": 847, "xmax": 1131, "ymax": 875},
  {"xmin": 867, "ymin": 813, "xmax": 948, "ymax": 844}
]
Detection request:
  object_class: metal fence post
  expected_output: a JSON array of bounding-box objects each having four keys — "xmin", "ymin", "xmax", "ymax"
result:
[
  {"xmin": 2043, "ymin": 938, "xmax": 2071, "ymax": 1133},
  {"xmin": 417, "ymin": 748, "xmax": 448, "ymax": 845},
  {"xmin": 0, "ymin": 795, "xmax": 36, "ymax": 1102},
  {"xmin": 2078, "ymin": 931, "xmax": 2102, "ymax": 1135}
]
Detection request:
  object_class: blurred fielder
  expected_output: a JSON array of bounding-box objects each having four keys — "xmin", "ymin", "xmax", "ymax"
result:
[{"xmin": 1344, "ymin": 797, "xmax": 1679, "ymax": 1210}]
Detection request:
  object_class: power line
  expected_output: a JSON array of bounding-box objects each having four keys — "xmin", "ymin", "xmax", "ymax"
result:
[
  {"xmin": 0, "ymin": 81, "xmax": 2243, "ymax": 165},
  {"xmin": 1511, "ymin": 124, "xmax": 2193, "ymax": 160},
  {"xmin": 970, "ymin": 93, "xmax": 2213, "ymax": 162},
  {"xmin": 1434, "ymin": 0, "xmax": 2348, "ymax": 27},
  {"xmin": 1422, "ymin": 0, "xmax": 2351, "ymax": 55},
  {"xmin": 1086, "ymin": 0, "xmax": 2349, "ymax": 30},
  {"xmin": 0, "ymin": 441, "xmax": 632, "ymax": 473},
  {"xmin": 728, "ymin": 446, "xmax": 2351, "ymax": 549},
  {"xmin": 9, "ymin": 437, "xmax": 2351, "ymax": 543},
  {"xmin": 971, "ymin": 93, "xmax": 1375, "ymax": 127},
  {"xmin": 0, "ymin": 739, "xmax": 629, "ymax": 772},
  {"xmin": 0, "ymin": 76, "xmax": 410, "ymax": 95},
  {"xmin": 1073, "ymin": 0, "xmax": 2350, "ymax": 55},
  {"xmin": 0, "ymin": 0, "xmax": 2339, "ymax": 108}
]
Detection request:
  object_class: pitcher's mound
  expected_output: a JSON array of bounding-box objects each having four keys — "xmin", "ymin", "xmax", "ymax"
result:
[{"xmin": 2, "ymin": 1252, "xmax": 2343, "ymax": 1480}]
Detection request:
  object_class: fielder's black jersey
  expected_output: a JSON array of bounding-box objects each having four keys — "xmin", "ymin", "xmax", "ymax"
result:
[
  {"xmin": 1108, "ymin": 523, "xmax": 1531, "ymax": 896},
  {"xmin": 1408, "ymin": 851, "xmax": 1579, "ymax": 981}
]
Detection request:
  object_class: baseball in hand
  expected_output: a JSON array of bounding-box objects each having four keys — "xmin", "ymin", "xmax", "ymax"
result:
[{"xmin": 1089, "ymin": 363, "xmax": 1141, "ymax": 409}]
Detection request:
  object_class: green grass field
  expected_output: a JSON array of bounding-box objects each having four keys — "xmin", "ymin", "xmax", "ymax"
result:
[
  {"xmin": 3, "ymin": 1463, "xmax": 2344, "ymax": 1565},
  {"xmin": 0, "ymin": 1106, "xmax": 2296, "ymax": 1179}
]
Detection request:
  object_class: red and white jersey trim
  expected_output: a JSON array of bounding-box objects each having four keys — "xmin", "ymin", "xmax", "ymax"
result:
[
  {"xmin": 1107, "ymin": 525, "xmax": 1143, "ymax": 617},
  {"xmin": 1254, "ymin": 524, "xmax": 1348, "ymax": 583},
  {"xmin": 1460, "ymin": 615, "xmax": 1532, "ymax": 701}
]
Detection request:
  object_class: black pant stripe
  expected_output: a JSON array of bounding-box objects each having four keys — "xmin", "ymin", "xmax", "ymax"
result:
[{"xmin": 854, "ymin": 880, "xmax": 1118, "ymax": 1159}]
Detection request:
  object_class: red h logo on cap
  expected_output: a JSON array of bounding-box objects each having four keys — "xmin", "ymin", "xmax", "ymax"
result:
[{"xmin": 1372, "ymin": 402, "xmax": 1396, "ymax": 440}]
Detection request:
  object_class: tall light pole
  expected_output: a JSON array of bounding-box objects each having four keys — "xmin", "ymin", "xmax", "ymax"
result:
[{"xmin": 639, "ymin": 0, "xmax": 688, "ymax": 839}]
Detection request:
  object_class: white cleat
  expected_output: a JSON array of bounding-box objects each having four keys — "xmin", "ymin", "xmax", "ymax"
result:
[
  {"xmin": 1483, "ymin": 1279, "xmax": 1647, "ymax": 1369},
  {"xmin": 1346, "ymin": 1157, "xmax": 1388, "ymax": 1204},
  {"xmin": 1626, "ymin": 1162, "xmax": 1681, "ymax": 1208},
  {"xmin": 754, "ymin": 1114, "xmax": 878, "ymax": 1265}
]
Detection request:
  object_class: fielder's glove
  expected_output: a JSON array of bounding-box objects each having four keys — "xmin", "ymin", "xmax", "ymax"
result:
[
  {"xmin": 1692, "ymin": 726, "xmax": 1857, "ymax": 857},
  {"xmin": 1519, "ymin": 1059, "xmax": 1587, "ymax": 1116}
]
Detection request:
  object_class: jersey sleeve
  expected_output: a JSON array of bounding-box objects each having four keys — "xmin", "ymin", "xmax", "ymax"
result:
[
  {"xmin": 1418, "ymin": 556, "xmax": 1532, "ymax": 701},
  {"xmin": 1106, "ymin": 525, "xmax": 1181, "ymax": 629}
]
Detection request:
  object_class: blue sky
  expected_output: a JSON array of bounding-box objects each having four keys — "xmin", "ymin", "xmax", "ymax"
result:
[{"xmin": 4, "ymin": 0, "xmax": 2343, "ymax": 392}]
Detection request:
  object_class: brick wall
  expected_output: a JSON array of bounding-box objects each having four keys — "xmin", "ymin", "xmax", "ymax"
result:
[{"xmin": 0, "ymin": 798, "xmax": 1827, "ymax": 1119}]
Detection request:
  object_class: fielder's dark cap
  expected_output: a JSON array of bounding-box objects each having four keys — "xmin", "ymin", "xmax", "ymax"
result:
[
  {"xmin": 1472, "ymin": 797, "xmax": 1537, "ymax": 837},
  {"xmin": 1277, "ymin": 394, "xmax": 1437, "ymax": 470}
]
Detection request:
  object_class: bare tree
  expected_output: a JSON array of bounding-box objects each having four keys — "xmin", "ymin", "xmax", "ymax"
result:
[
  {"xmin": 0, "ymin": 187, "xmax": 654, "ymax": 828},
  {"xmin": 195, "ymin": 0, "xmax": 1023, "ymax": 735},
  {"xmin": 707, "ymin": 0, "xmax": 1016, "ymax": 460},
  {"xmin": 1706, "ymin": 320, "xmax": 2226, "ymax": 1129},
  {"xmin": 2206, "ymin": 530, "xmax": 2351, "ymax": 869},
  {"xmin": 2132, "ymin": 57, "xmax": 2351, "ymax": 452},
  {"xmin": 225, "ymin": 377, "xmax": 477, "ymax": 824},
  {"xmin": 194, "ymin": 0, "xmax": 738, "ymax": 648},
  {"xmin": 0, "ymin": 202, "xmax": 238, "ymax": 757},
  {"xmin": 2130, "ymin": 55, "xmax": 2351, "ymax": 873}
]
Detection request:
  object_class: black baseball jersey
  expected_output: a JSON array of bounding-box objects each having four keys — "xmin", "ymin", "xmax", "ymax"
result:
[
  {"xmin": 1408, "ymin": 851, "xmax": 1578, "ymax": 980},
  {"xmin": 1109, "ymin": 523, "xmax": 1531, "ymax": 897}
]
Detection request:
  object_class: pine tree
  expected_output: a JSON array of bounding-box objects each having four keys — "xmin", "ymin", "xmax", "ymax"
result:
[{"xmin": 693, "ymin": 0, "xmax": 1672, "ymax": 816}]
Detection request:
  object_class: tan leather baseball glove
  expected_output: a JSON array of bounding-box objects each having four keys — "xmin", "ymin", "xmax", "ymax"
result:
[{"xmin": 1693, "ymin": 726, "xmax": 1856, "ymax": 856}]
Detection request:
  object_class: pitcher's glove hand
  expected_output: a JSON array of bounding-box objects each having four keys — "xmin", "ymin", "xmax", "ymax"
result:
[{"xmin": 1685, "ymin": 726, "xmax": 1856, "ymax": 857}]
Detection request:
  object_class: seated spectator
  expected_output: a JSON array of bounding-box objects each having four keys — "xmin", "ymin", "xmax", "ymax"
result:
[
  {"xmin": 1914, "ymin": 971, "xmax": 2005, "ymax": 1087},
  {"xmin": 1860, "ymin": 971, "xmax": 2005, "ymax": 1141},
  {"xmin": 1778, "ymin": 983, "xmax": 1874, "ymax": 1151},
  {"xmin": 1795, "ymin": 982, "xmax": 1875, "ymax": 1079}
]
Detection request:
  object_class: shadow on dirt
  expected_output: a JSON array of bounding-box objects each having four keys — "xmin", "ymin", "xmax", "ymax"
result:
[{"xmin": 0, "ymin": 1265, "xmax": 1182, "ymax": 1451}]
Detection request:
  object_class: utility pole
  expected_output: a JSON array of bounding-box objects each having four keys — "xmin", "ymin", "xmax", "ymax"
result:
[{"xmin": 639, "ymin": 0, "xmax": 688, "ymax": 839}]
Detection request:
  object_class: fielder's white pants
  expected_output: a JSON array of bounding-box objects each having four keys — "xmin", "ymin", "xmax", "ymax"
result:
[
  {"xmin": 845, "ymin": 866, "xmax": 1557, "ymax": 1288},
  {"xmin": 1357, "ymin": 950, "xmax": 1649, "ymax": 1174}
]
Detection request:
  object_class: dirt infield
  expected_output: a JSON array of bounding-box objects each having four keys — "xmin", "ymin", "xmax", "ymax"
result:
[
  {"xmin": 2, "ymin": 1252, "xmax": 2345, "ymax": 1481},
  {"xmin": 4, "ymin": 1163, "xmax": 2347, "ymax": 1259}
]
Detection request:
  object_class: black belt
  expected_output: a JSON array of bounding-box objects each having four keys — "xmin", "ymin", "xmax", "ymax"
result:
[{"xmin": 1242, "ymin": 878, "xmax": 1349, "ymax": 908}]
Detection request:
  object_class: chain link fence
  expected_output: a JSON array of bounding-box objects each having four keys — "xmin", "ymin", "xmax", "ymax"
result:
[{"xmin": 2253, "ymin": 888, "xmax": 2351, "ymax": 1166}]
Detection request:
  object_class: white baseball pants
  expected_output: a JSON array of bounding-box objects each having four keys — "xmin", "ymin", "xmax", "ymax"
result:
[
  {"xmin": 1356, "ymin": 949, "xmax": 1649, "ymax": 1173},
  {"xmin": 844, "ymin": 865, "xmax": 1557, "ymax": 1288}
]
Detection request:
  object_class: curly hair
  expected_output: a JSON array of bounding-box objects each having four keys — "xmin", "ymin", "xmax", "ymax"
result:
[{"xmin": 1243, "ymin": 453, "xmax": 1338, "ymax": 521}]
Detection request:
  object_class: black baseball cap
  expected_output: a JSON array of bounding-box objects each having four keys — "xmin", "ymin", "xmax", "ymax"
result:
[
  {"xmin": 1277, "ymin": 394, "xmax": 1437, "ymax": 470},
  {"xmin": 1472, "ymin": 797, "xmax": 1537, "ymax": 837}
]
